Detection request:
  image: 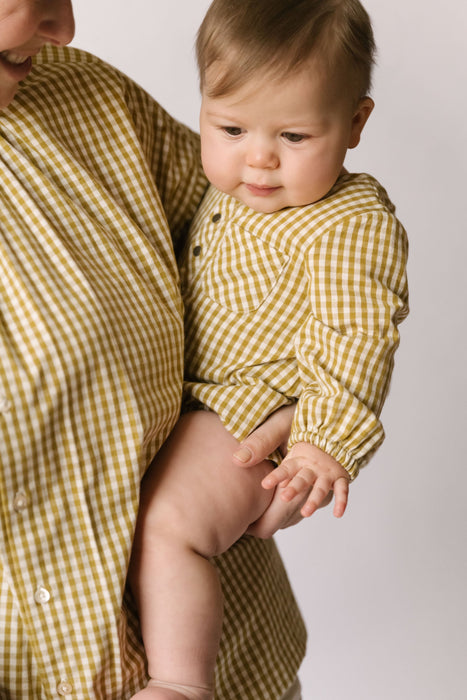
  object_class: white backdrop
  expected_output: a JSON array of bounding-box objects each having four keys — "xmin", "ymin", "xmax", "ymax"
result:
[{"xmin": 72, "ymin": 2, "xmax": 467, "ymax": 698}]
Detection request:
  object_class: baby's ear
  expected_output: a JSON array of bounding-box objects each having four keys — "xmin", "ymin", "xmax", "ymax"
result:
[{"xmin": 348, "ymin": 97, "xmax": 374, "ymax": 149}]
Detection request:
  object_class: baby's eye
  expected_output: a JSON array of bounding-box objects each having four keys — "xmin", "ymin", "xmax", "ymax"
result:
[
  {"xmin": 222, "ymin": 126, "xmax": 243, "ymax": 137},
  {"xmin": 282, "ymin": 132, "xmax": 307, "ymax": 143}
]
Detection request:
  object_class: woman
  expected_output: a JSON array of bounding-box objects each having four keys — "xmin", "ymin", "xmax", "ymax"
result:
[{"xmin": 0, "ymin": 1, "xmax": 306, "ymax": 697}]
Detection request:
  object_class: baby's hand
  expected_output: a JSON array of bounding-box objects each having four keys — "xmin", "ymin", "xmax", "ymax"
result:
[{"xmin": 261, "ymin": 442, "xmax": 350, "ymax": 518}]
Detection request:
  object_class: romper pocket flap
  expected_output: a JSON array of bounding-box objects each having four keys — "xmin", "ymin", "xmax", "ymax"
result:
[{"xmin": 203, "ymin": 224, "xmax": 289, "ymax": 314}]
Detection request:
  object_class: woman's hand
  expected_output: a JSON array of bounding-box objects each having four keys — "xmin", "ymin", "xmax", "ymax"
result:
[{"xmin": 232, "ymin": 404, "xmax": 295, "ymax": 467}]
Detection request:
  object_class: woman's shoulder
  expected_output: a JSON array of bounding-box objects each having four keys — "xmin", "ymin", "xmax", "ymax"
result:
[
  {"xmin": 21, "ymin": 46, "xmax": 160, "ymax": 128},
  {"xmin": 29, "ymin": 45, "xmax": 128, "ymax": 91},
  {"xmin": 33, "ymin": 45, "xmax": 114, "ymax": 72}
]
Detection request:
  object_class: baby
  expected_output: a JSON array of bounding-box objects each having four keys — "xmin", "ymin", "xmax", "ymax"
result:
[{"xmin": 129, "ymin": 1, "xmax": 409, "ymax": 698}]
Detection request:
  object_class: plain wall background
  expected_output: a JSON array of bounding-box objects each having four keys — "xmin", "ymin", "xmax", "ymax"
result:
[{"xmin": 72, "ymin": 2, "xmax": 467, "ymax": 698}]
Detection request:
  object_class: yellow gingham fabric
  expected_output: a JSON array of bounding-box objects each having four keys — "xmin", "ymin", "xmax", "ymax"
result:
[
  {"xmin": 182, "ymin": 179, "xmax": 409, "ymax": 479},
  {"xmin": 0, "ymin": 47, "xmax": 305, "ymax": 698}
]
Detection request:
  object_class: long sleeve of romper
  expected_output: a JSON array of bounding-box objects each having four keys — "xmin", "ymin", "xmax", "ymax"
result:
[{"xmin": 290, "ymin": 206, "xmax": 409, "ymax": 479}]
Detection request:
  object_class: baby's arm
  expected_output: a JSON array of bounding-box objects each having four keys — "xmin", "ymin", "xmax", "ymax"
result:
[{"xmin": 261, "ymin": 442, "xmax": 350, "ymax": 519}]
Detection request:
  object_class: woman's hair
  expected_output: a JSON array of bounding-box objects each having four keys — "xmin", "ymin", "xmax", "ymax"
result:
[{"xmin": 196, "ymin": 0, "xmax": 376, "ymax": 100}]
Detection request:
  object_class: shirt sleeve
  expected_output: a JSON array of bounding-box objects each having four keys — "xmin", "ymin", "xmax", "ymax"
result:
[
  {"xmin": 119, "ymin": 75, "xmax": 208, "ymax": 246},
  {"xmin": 289, "ymin": 208, "xmax": 409, "ymax": 479}
]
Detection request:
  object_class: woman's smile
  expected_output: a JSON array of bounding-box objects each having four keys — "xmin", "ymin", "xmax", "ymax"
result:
[{"xmin": 0, "ymin": 50, "xmax": 33, "ymax": 80}]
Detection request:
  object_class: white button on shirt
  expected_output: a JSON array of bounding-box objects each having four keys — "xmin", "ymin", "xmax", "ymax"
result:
[
  {"xmin": 34, "ymin": 586, "xmax": 51, "ymax": 605},
  {"xmin": 57, "ymin": 679, "xmax": 73, "ymax": 696},
  {"xmin": 13, "ymin": 491, "xmax": 29, "ymax": 512}
]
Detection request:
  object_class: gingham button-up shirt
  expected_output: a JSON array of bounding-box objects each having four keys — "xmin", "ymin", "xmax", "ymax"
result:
[
  {"xmin": 182, "ymin": 178, "xmax": 409, "ymax": 479},
  {"xmin": 0, "ymin": 47, "xmax": 305, "ymax": 699}
]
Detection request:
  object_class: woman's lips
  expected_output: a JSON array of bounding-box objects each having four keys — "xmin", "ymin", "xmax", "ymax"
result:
[{"xmin": 0, "ymin": 52, "xmax": 33, "ymax": 81}]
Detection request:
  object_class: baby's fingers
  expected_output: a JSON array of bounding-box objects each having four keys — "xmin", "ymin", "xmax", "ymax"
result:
[
  {"xmin": 300, "ymin": 475, "xmax": 350, "ymax": 518},
  {"xmin": 278, "ymin": 467, "xmax": 316, "ymax": 502},
  {"xmin": 332, "ymin": 476, "xmax": 350, "ymax": 518},
  {"xmin": 300, "ymin": 477, "xmax": 332, "ymax": 517}
]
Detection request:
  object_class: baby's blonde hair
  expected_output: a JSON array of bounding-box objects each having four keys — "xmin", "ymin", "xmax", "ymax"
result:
[{"xmin": 196, "ymin": 0, "xmax": 376, "ymax": 101}]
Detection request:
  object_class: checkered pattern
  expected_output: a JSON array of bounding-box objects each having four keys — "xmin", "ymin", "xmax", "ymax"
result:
[
  {"xmin": 0, "ymin": 47, "xmax": 305, "ymax": 698},
  {"xmin": 182, "ymin": 178, "xmax": 409, "ymax": 479}
]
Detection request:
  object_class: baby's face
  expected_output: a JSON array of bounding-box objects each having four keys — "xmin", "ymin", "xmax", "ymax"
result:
[{"xmin": 200, "ymin": 62, "xmax": 372, "ymax": 213}]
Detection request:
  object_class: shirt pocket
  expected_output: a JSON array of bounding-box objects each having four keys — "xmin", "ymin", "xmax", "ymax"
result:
[{"xmin": 203, "ymin": 224, "xmax": 289, "ymax": 314}]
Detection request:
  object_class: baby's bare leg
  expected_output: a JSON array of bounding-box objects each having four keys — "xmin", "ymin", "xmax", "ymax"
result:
[{"xmin": 129, "ymin": 411, "xmax": 274, "ymax": 700}]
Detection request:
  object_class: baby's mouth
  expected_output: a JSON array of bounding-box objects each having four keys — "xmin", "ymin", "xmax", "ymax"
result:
[{"xmin": 246, "ymin": 183, "xmax": 280, "ymax": 196}]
